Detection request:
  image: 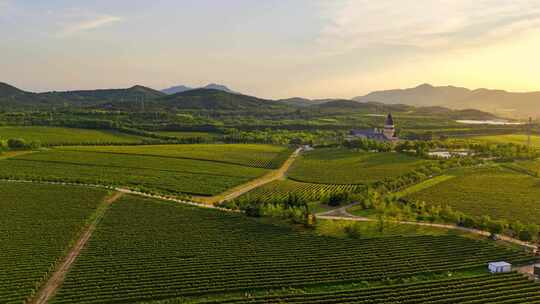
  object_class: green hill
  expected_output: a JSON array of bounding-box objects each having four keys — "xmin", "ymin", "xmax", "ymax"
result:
[
  {"xmin": 156, "ymin": 88, "xmax": 288, "ymax": 110},
  {"xmin": 0, "ymin": 83, "xmax": 165, "ymax": 110}
]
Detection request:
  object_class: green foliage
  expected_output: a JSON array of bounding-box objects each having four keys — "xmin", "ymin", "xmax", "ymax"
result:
[
  {"xmin": 406, "ymin": 166, "xmax": 540, "ymax": 227},
  {"xmin": 0, "ymin": 126, "xmax": 145, "ymax": 146},
  {"xmin": 326, "ymin": 191, "xmax": 351, "ymax": 206},
  {"xmin": 237, "ymin": 179, "xmax": 363, "ymax": 204},
  {"xmin": 196, "ymin": 273, "xmax": 540, "ymax": 304},
  {"xmin": 7, "ymin": 137, "xmax": 27, "ymax": 149},
  {"xmin": 58, "ymin": 143, "xmax": 291, "ymax": 169},
  {"xmin": 51, "ymin": 196, "xmax": 534, "ymax": 303},
  {"xmin": 0, "ymin": 144, "xmax": 289, "ymax": 196},
  {"xmin": 0, "ymin": 182, "xmax": 107, "ymax": 303},
  {"xmin": 288, "ymin": 148, "xmax": 431, "ymax": 185}
]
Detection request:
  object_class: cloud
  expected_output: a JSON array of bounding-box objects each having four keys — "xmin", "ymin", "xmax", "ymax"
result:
[
  {"xmin": 317, "ymin": 0, "xmax": 540, "ymax": 54},
  {"xmin": 58, "ymin": 15, "xmax": 123, "ymax": 37}
]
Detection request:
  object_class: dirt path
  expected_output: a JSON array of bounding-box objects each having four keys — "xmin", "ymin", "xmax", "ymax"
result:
[
  {"xmin": 316, "ymin": 205, "xmax": 539, "ymax": 252},
  {"xmin": 28, "ymin": 191, "xmax": 124, "ymax": 304},
  {"xmin": 192, "ymin": 147, "xmax": 302, "ymax": 205},
  {"xmin": 0, "ymin": 150, "xmax": 33, "ymax": 160}
]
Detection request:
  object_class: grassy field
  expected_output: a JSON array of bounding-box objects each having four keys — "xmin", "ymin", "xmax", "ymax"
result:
[
  {"xmin": 240, "ymin": 179, "xmax": 363, "ymax": 203},
  {"xmin": 405, "ymin": 166, "xmax": 540, "ymax": 224},
  {"xmin": 0, "ymin": 144, "xmax": 290, "ymax": 196},
  {"xmin": 0, "ymin": 149, "xmax": 266, "ymax": 196},
  {"xmin": 510, "ymin": 158, "xmax": 540, "ymax": 176},
  {"xmin": 59, "ymin": 144, "xmax": 291, "ymax": 169},
  {"xmin": 471, "ymin": 134, "xmax": 540, "ymax": 149},
  {"xmin": 0, "ymin": 182, "xmax": 108, "ymax": 304},
  {"xmin": 154, "ymin": 131, "xmax": 219, "ymax": 140},
  {"xmin": 0, "ymin": 126, "xmax": 145, "ymax": 145},
  {"xmin": 190, "ymin": 272, "xmax": 540, "ymax": 304},
  {"xmin": 50, "ymin": 195, "xmax": 534, "ymax": 304},
  {"xmin": 288, "ymin": 148, "xmax": 430, "ymax": 184}
]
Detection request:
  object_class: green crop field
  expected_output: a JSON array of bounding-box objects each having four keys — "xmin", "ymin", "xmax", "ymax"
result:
[
  {"xmin": 0, "ymin": 146, "xmax": 273, "ymax": 196},
  {"xmin": 0, "ymin": 182, "xmax": 108, "ymax": 304},
  {"xmin": 510, "ymin": 158, "xmax": 540, "ymax": 176},
  {"xmin": 59, "ymin": 144, "xmax": 291, "ymax": 169},
  {"xmin": 51, "ymin": 195, "xmax": 533, "ymax": 304},
  {"xmin": 241, "ymin": 179, "xmax": 363, "ymax": 203},
  {"xmin": 471, "ymin": 134, "xmax": 540, "ymax": 149},
  {"xmin": 405, "ymin": 166, "xmax": 540, "ymax": 224},
  {"xmin": 154, "ymin": 131, "xmax": 219, "ymax": 140},
  {"xmin": 0, "ymin": 126, "xmax": 145, "ymax": 145},
  {"xmin": 288, "ymin": 148, "xmax": 431, "ymax": 184},
  {"xmin": 195, "ymin": 272, "xmax": 540, "ymax": 304}
]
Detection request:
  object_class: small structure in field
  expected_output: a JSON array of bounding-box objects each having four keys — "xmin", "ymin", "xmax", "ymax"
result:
[
  {"xmin": 534, "ymin": 264, "xmax": 540, "ymax": 277},
  {"xmin": 489, "ymin": 261, "xmax": 512, "ymax": 273}
]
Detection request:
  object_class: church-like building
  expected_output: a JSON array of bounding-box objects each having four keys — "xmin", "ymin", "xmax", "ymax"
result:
[{"xmin": 349, "ymin": 113, "xmax": 399, "ymax": 142}]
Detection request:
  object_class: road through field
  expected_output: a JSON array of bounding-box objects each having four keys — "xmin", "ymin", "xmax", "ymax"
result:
[
  {"xmin": 192, "ymin": 147, "xmax": 302, "ymax": 204},
  {"xmin": 28, "ymin": 191, "xmax": 124, "ymax": 304},
  {"xmin": 317, "ymin": 204, "xmax": 539, "ymax": 252}
]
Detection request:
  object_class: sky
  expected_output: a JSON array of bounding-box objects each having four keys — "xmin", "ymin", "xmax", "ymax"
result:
[{"xmin": 2, "ymin": 0, "xmax": 540, "ymax": 99}]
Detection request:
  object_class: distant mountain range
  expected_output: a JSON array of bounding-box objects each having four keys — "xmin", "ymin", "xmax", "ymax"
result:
[
  {"xmin": 161, "ymin": 83, "xmax": 237, "ymax": 95},
  {"xmin": 0, "ymin": 81, "xmax": 501, "ymax": 120},
  {"xmin": 354, "ymin": 83, "xmax": 540, "ymax": 118}
]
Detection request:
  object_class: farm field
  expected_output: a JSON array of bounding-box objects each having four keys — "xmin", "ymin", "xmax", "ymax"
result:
[
  {"xmin": 0, "ymin": 146, "xmax": 272, "ymax": 196},
  {"xmin": 288, "ymin": 148, "xmax": 431, "ymax": 184},
  {"xmin": 51, "ymin": 195, "xmax": 534, "ymax": 304},
  {"xmin": 59, "ymin": 144, "xmax": 291, "ymax": 169},
  {"xmin": 154, "ymin": 131, "xmax": 219, "ymax": 140},
  {"xmin": 0, "ymin": 126, "xmax": 145, "ymax": 145},
  {"xmin": 405, "ymin": 166, "xmax": 540, "ymax": 225},
  {"xmin": 193, "ymin": 272, "xmax": 540, "ymax": 304},
  {"xmin": 471, "ymin": 134, "xmax": 540, "ymax": 149},
  {"xmin": 240, "ymin": 179, "xmax": 363, "ymax": 203},
  {"xmin": 0, "ymin": 182, "xmax": 108, "ymax": 304},
  {"xmin": 510, "ymin": 158, "xmax": 540, "ymax": 176}
]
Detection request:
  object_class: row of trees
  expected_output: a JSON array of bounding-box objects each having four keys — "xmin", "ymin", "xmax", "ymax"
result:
[
  {"xmin": 221, "ymin": 194, "xmax": 315, "ymax": 227},
  {"xmin": 356, "ymin": 192, "xmax": 540, "ymax": 242}
]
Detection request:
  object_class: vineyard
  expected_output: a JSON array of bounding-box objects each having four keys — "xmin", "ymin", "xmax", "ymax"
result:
[
  {"xmin": 51, "ymin": 195, "xmax": 535, "ymax": 303},
  {"xmin": 471, "ymin": 134, "xmax": 540, "ymax": 149},
  {"xmin": 0, "ymin": 182, "xmax": 108, "ymax": 304},
  {"xmin": 240, "ymin": 179, "xmax": 363, "ymax": 203},
  {"xmin": 288, "ymin": 148, "xmax": 431, "ymax": 184},
  {"xmin": 0, "ymin": 126, "xmax": 145, "ymax": 145},
  {"xmin": 194, "ymin": 272, "xmax": 540, "ymax": 304},
  {"xmin": 59, "ymin": 144, "xmax": 291, "ymax": 169},
  {"xmin": 154, "ymin": 131, "xmax": 219, "ymax": 140},
  {"xmin": 405, "ymin": 166, "xmax": 540, "ymax": 224},
  {"xmin": 510, "ymin": 158, "xmax": 540, "ymax": 176},
  {"xmin": 0, "ymin": 144, "xmax": 292, "ymax": 196}
]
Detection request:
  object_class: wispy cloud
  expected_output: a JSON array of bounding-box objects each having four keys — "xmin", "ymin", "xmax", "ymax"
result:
[
  {"xmin": 58, "ymin": 15, "xmax": 123, "ymax": 37},
  {"xmin": 317, "ymin": 0, "xmax": 540, "ymax": 54}
]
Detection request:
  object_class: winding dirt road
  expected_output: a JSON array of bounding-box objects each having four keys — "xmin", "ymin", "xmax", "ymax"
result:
[
  {"xmin": 28, "ymin": 191, "xmax": 124, "ymax": 304},
  {"xmin": 192, "ymin": 147, "xmax": 302, "ymax": 205}
]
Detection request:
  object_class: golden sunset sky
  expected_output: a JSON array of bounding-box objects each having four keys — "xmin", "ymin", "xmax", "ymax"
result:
[{"xmin": 2, "ymin": 0, "xmax": 540, "ymax": 98}]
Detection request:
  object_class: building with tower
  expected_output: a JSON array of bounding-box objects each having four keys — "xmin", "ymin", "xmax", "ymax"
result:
[{"xmin": 348, "ymin": 113, "xmax": 399, "ymax": 142}]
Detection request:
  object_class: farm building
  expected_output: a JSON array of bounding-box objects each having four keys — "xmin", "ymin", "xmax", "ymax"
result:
[
  {"xmin": 534, "ymin": 264, "xmax": 540, "ymax": 277},
  {"xmin": 349, "ymin": 113, "xmax": 399, "ymax": 142},
  {"xmin": 488, "ymin": 261, "xmax": 512, "ymax": 273}
]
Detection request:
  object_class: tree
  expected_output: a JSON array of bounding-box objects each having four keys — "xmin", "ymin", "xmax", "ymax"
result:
[
  {"xmin": 518, "ymin": 224, "xmax": 540, "ymax": 242},
  {"xmin": 7, "ymin": 138, "xmax": 27, "ymax": 149}
]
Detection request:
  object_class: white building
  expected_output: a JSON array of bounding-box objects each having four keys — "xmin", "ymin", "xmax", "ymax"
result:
[{"xmin": 488, "ymin": 261, "xmax": 512, "ymax": 273}]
